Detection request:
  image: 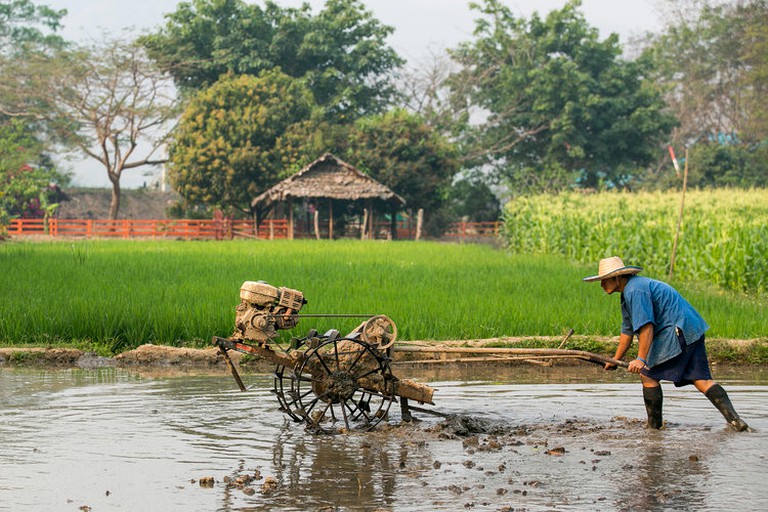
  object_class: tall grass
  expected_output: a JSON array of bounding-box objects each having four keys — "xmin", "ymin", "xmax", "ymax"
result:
[
  {"xmin": 501, "ymin": 189, "xmax": 768, "ymax": 295},
  {"xmin": 1, "ymin": 239, "xmax": 766, "ymax": 352}
]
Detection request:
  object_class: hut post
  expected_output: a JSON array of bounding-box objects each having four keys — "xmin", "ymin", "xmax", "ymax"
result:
[
  {"xmin": 415, "ymin": 208, "xmax": 424, "ymax": 241},
  {"xmin": 328, "ymin": 199, "xmax": 334, "ymax": 239},
  {"xmin": 288, "ymin": 197, "xmax": 294, "ymax": 240},
  {"xmin": 269, "ymin": 207, "xmax": 275, "ymax": 240},
  {"xmin": 361, "ymin": 207, "xmax": 368, "ymax": 240},
  {"xmin": 314, "ymin": 209, "xmax": 320, "ymax": 240},
  {"xmin": 253, "ymin": 209, "xmax": 259, "ymax": 239},
  {"xmin": 389, "ymin": 204, "xmax": 398, "ymax": 240},
  {"xmin": 368, "ymin": 200, "xmax": 374, "ymax": 240}
]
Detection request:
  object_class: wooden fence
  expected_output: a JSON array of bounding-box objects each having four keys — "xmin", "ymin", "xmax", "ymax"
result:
[
  {"xmin": 443, "ymin": 221, "xmax": 503, "ymax": 239},
  {"xmin": 7, "ymin": 218, "xmax": 500, "ymax": 240}
]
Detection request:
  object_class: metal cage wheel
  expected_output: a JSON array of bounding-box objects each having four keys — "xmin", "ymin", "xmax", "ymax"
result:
[
  {"xmin": 360, "ymin": 315, "xmax": 398, "ymax": 350},
  {"xmin": 272, "ymin": 364, "xmax": 304, "ymax": 422},
  {"xmin": 294, "ymin": 337, "xmax": 396, "ymax": 433}
]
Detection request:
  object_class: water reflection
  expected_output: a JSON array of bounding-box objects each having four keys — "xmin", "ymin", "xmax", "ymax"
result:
[{"xmin": 613, "ymin": 436, "xmax": 711, "ymax": 511}]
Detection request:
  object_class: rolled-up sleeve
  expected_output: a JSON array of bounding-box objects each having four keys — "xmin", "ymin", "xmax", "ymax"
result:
[{"xmin": 624, "ymin": 288, "xmax": 655, "ymax": 333}]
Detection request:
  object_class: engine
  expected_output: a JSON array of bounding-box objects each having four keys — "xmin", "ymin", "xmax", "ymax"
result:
[{"xmin": 232, "ymin": 281, "xmax": 306, "ymax": 342}]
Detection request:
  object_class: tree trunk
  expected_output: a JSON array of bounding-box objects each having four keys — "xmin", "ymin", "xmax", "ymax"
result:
[{"xmin": 109, "ymin": 179, "xmax": 121, "ymax": 220}]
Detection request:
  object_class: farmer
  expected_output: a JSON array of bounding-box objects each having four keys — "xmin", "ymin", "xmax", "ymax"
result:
[{"xmin": 584, "ymin": 256, "xmax": 749, "ymax": 431}]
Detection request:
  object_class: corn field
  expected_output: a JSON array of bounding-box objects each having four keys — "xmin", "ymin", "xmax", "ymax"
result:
[{"xmin": 501, "ymin": 189, "xmax": 768, "ymax": 295}]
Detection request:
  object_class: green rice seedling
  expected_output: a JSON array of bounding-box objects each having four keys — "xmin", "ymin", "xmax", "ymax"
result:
[{"xmin": 1, "ymin": 238, "xmax": 766, "ymax": 352}]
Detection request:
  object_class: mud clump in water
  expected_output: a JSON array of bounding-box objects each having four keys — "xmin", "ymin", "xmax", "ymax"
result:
[
  {"xmin": 261, "ymin": 476, "xmax": 278, "ymax": 494},
  {"xmin": 429, "ymin": 414, "xmax": 517, "ymax": 438}
]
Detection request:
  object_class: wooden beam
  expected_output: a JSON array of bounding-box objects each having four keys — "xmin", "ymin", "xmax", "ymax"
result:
[{"xmin": 288, "ymin": 198, "xmax": 294, "ymax": 240}]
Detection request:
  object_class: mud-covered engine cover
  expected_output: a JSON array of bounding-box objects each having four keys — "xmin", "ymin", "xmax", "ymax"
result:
[{"xmin": 233, "ymin": 281, "xmax": 306, "ymax": 342}]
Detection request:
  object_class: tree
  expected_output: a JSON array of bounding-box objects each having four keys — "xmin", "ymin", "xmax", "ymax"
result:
[
  {"xmin": 167, "ymin": 70, "xmax": 315, "ymax": 216},
  {"xmin": 0, "ymin": 0, "xmax": 66, "ymax": 56},
  {"xmin": 449, "ymin": 0, "xmax": 675, "ymax": 192},
  {"xmin": 397, "ymin": 49, "xmax": 469, "ymax": 141},
  {"xmin": 0, "ymin": 119, "xmax": 66, "ymax": 235},
  {"xmin": 46, "ymin": 40, "xmax": 180, "ymax": 219},
  {"xmin": 447, "ymin": 173, "xmax": 502, "ymax": 222},
  {"xmin": 740, "ymin": 1, "xmax": 768, "ymax": 142},
  {"xmin": 141, "ymin": 0, "xmax": 403, "ymax": 120},
  {"xmin": 646, "ymin": 1, "xmax": 749, "ymax": 145},
  {"xmin": 0, "ymin": 0, "xmax": 68, "ymax": 234},
  {"xmin": 0, "ymin": 0, "xmax": 67, "ymax": 118},
  {"xmin": 346, "ymin": 108, "xmax": 459, "ymax": 233},
  {"xmin": 643, "ymin": 0, "xmax": 768, "ymax": 188},
  {"xmin": 2, "ymin": 33, "xmax": 180, "ymax": 220}
]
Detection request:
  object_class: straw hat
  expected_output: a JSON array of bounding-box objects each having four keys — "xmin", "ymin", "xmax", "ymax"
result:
[{"xmin": 583, "ymin": 256, "xmax": 642, "ymax": 282}]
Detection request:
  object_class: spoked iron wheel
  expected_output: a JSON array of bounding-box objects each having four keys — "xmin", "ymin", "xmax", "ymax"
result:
[
  {"xmin": 294, "ymin": 337, "xmax": 396, "ymax": 433},
  {"xmin": 272, "ymin": 364, "xmax": 304, "ymax": 422}
]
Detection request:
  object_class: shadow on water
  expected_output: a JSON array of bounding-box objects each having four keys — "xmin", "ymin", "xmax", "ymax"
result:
[{"xmin": 1, "ymin": 365, "xmax": 766, "ymax": 511}]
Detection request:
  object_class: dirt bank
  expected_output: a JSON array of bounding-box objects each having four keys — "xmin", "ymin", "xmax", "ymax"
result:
[{"xmin": 1, "ymin": 337, "xmax": 765, "ymax": 373}]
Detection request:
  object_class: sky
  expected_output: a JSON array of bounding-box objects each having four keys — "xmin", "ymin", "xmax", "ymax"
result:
[{"xmin": 42, "ymin": 0, "xmax": 666, "ymax": 188}]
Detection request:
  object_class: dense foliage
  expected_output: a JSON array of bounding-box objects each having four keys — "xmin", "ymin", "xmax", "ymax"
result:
[
  {"xmin": 0, "ymin": 0, "xmax": 68, "ymax": 231},
  {"xmin": 501, "ymin": 189, "xmax": 768, "ymax": 295},
  {"xmin": 140, "ymin": 0, "xmax": 402, "ymax": 120},
  {"xmin": 346, "ymin": 109, "xmax": 460, "ymax": 227},
  {"xmin": 448, "ymin": 0, "xmax": 676, "ymax": 193},
  {"xmin": 168, "ymin": 70, "xmax": 314, "ymax": 215},
  {"xmin": 640, "ymin": 1, "xmax": 768, "ymax": 190},
  {"xmin": 0, "ymin": 119, "xmax": 65, "ymax": 232},
  {"xmin": 645, "ymin": 0, "xmax": 768, "ymax": 148}
]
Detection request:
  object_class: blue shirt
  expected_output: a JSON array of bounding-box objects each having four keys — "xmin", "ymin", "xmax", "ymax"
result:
[{"xmin": 620, "ymin": 276, "xmax": 709, "ymax": 367}]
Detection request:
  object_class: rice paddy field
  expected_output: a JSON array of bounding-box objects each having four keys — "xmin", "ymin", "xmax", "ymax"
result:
[
  {"xmin": 1, "ymin": 238, "xmax": 766, "ymax": 354},
  {"xmin": 502, "ymin": 188, "xmax": 768, "ymax": 295}
]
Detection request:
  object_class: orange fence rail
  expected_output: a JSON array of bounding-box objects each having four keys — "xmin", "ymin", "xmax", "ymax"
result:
[{"xmin": 8, "ymin": 218, "xmax": 500, "ymax": 240}]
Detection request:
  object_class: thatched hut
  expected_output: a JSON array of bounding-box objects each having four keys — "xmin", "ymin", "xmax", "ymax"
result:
[{"xmin": 251, "ymin": 153, "xmax": 406, "ymax": 239}]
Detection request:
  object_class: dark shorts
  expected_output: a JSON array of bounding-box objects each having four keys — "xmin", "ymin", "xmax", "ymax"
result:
[{"xmin": 641, "ymin": 332, "xmax": 713, "ymax": 387}]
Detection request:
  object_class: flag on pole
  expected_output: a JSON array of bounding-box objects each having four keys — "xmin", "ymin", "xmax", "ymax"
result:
[{"xmin": 668, "ymin": 146, "xmax": 680, "ymax": 177}]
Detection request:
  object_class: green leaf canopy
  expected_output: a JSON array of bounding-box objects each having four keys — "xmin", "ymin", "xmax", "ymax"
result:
[
  {"xmin": 141, "ymin": 0, "xmax": 403, "ymax": 120},
  {"xmin": 450, "ymin": 0, "xmax": 675, "ymax": 192},
  {"xmin": 168, "ymin": 70, "xmax": 315, "ymax": 215}
]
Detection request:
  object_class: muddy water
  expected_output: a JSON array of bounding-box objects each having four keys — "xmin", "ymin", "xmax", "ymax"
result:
[{"xmin": 1, "ymin": 366, "xmax": 766, "ymax": 512}]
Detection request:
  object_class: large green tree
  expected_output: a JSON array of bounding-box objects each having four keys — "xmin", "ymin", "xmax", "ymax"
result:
[
  {"xmin": 141, "ymin": 0, "xmax": 402, "ymax": 120},
  {"xmin": 168, "ymin": 70, "xmax": 315, "ymax": 216},
  {"xmin": 647, "ymin": 0, "xmax": 768, "ymax": 143},
  {"xmin": 346, "ymin": 109, "xmax": 460, "ymax": 230},
  {"xmin": 0, "ymin": 0, "xmax": 67, "ymax": 119},
  {"xmin": 449, "ymin": 0, "xmax": 675, "ymax": 192}
]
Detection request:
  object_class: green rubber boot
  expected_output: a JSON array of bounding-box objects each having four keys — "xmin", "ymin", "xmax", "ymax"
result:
[
  {"xmin": 643, "ymin": 385, "xmax": 663, "ymax": 429},
  {"xmin": 705, "ymin": 384, "xmax": 750, "ymax": 432}
]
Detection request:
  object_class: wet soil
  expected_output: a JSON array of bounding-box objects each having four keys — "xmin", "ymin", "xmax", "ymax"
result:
[{"xmin": 2, "ymin": 367, "xmax": 765, "ymax": 511}]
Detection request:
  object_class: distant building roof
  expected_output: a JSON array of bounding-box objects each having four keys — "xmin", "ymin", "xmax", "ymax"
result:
[{"xmin": 251, "ymin": 153, "xmax": 405, "ymax": 209}]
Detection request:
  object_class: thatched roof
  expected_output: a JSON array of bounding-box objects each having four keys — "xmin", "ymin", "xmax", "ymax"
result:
[{"xmin": 251, "ymin": 153, "xmax": 405, "ymax": 208}]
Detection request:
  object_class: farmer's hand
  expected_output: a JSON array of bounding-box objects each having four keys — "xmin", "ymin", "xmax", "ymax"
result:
[
  {"xmin": 604, "ymin": 362, "xmax": 617, "ymax": 371},
  {"xmin": 627, "ymin": 358, "xmax": 647, "ymax": 374}
]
